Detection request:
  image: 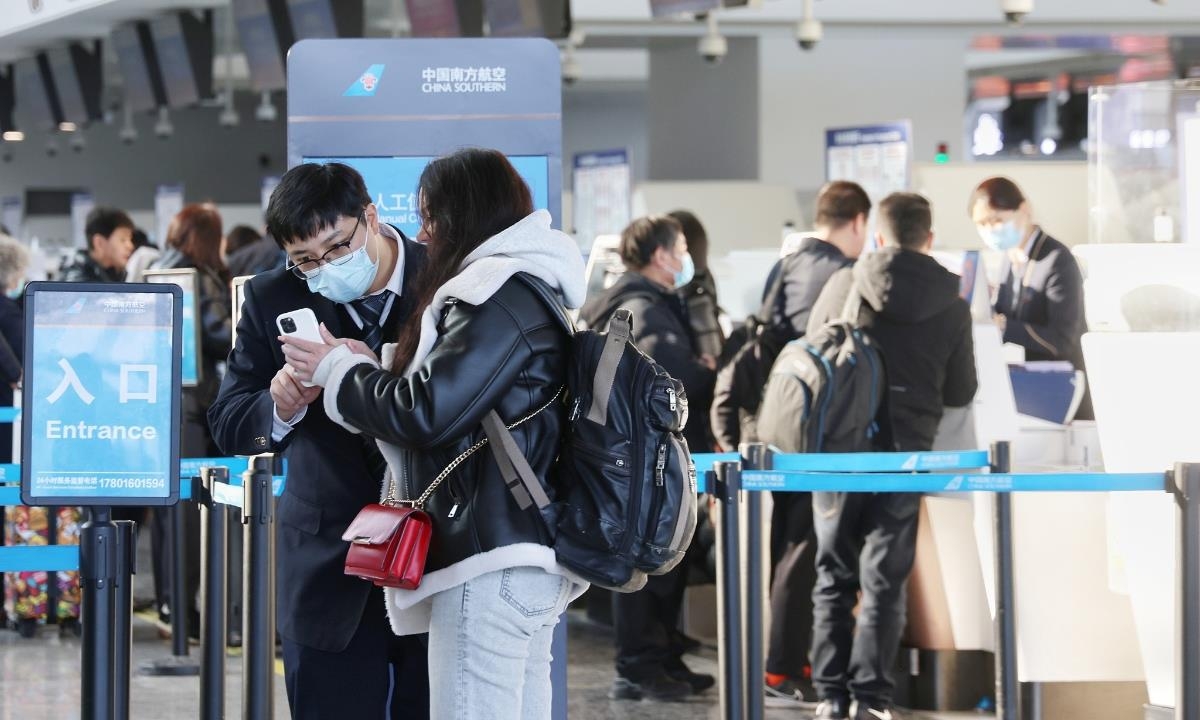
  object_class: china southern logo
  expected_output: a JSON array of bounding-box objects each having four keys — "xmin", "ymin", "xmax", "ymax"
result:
[{"xmin": 344, "ymin": 64, "xmax": 385, "ymax": 96}]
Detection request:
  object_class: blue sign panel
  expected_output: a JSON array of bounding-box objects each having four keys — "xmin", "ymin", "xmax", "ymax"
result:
[
  {"xmin": 305, "ymin": 155, "xmax": 549, "ymax": 238},
  {"xmin": 21, "ymin": 283, "xmax": 182, "ymax": 506},
  {"xmin": 288, "ymin": 38, "xmax": 563, "ymax": 228}
]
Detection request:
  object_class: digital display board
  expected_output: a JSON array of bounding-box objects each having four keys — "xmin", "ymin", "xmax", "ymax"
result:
[
  {"xmin": 150, "ymin": 13, "xmax": 201, "ymax": 108},
  {"xmin": 302, "ymin": 155, "xmax": 549, "ymax": 238},
  {"xmin": 13, "ymin": 58, "xmax": 55, "ymax": 131},
  {"xmin": 22, "ymin": 284, "xmax": 182, "ymax": 506},
  {"xmin": 233, "ymin": 0, "xmax": 288, "ymax": 91}
]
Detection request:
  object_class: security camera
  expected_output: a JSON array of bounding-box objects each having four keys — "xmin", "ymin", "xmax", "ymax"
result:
[
  {"xmin": 154, "ymin": 108, "xmax": 173, "ymax": 139},
  {"xmin": 561, "ymin": 45, "xmax": 581, "ymax": 86},
  {"xmin": 69, "ymin": 133, "xmax": 85, "ymax": 153},
  {"xmin": 796, "ymin": 17, "xmax": 823, "ymax": 51},
  {"xmin": 218, "ymin": 105, "xmax": 240, "ymax": 128},
  {"xmin": 255, "ymin": 91, "xmax": 278, "ymax": 122},
  {"xmin": 698, "ymin": 14, "xmax": 728, "ymax": 65},
  {"xmin": 1001, "ymin": 0, "xmax": 1033, "ymax": 24},
  {"xmin": 119, "ymin": 124, "xmax": 137, "ymax": 145}
]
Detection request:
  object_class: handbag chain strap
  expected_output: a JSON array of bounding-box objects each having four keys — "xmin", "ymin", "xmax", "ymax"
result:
[{"xmin": 385, "ymin": 385, "xmax": 565, "ymax": 509}]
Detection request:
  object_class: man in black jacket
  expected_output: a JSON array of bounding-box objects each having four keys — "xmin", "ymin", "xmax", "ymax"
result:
[
  {"xmin": 59, "ymin": 207, "xmax": 134, "ymax": 282},
  {"xmin": 805, "ymin": 193, "xmax": 977, "ymax": 720},
  {"xmin": 579, "ymin": 214, "xmax": 715, "ymax": 702},
  {"xmin": 207, "ymin": 163, "xmax": 429, "ymax": 719},
  {"xmin": 709, "ymin": 181, "xmax": 870, "ymax": 708}
]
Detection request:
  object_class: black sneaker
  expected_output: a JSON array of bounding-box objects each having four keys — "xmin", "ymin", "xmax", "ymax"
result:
[
  {"xmin": 814, "ymin": 698, "xmax": 851, "ymax": 720},
  {"xmin": 609, "ymin": 672, "xmax": 693, "ymax": 702},
  {"xmin": 664, "ymin": 660, "xmax": 715, "ymax": 694},
  {"xmin": 764, "ymin": 676, "xmax": 817, "ymax": 708},
  {"xmin": 853, "ymin": 702, "xmax": 897, "ymax": 720}
]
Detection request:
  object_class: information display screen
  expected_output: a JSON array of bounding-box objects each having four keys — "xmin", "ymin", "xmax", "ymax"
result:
[
  {"xmin": 21, "ymin": 284, "xmax": 182, "ymax": 506},
  {"xmin": 303, "ymin": 155, "xmax": 550, "ymax": 238},
  {"xmin": 112, "ymin": 23, "xmax": 159, "ymax": 113},
  {"xmin": 144, "ymin": 269, "xmax": 200, "ymax": 387}
]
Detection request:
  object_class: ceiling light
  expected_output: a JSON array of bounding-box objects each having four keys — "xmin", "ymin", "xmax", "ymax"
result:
[
  {"xmin": 58, "ymin": 121, "xmax": 77, "ymax": 132},
  {"xmin": 2, "ymin": 131, "xmax": 24, "ymax": 142}
]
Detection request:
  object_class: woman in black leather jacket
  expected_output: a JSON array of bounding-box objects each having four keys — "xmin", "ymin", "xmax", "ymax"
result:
[
  {"xmin": 283, "ymin": 149, "xmax": 588, "ymax": 719},
  {"xmin": 148, "ymin": 203, "xmax": 232, "ymax": 632}
]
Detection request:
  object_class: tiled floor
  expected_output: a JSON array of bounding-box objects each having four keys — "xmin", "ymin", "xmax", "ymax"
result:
[{"xmin": 0, "ymin": 609, "xmax": 977, "ymax": 719}]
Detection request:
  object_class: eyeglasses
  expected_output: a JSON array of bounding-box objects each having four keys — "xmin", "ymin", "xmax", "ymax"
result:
[{"xmin": 287, "ymin": 214, "xmax": 364, "ymax": 279}]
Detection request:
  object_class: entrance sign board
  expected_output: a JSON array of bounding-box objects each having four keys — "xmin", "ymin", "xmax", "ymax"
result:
[{"xmin": 21, "ymin": 283, "xmax": 182, "ymax": 506}]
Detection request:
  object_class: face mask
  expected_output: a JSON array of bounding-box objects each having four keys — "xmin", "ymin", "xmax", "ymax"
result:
[
  {"xmin": 305, "ymin": 236, "xmax": 379, "ymax": 304},
  {"xmin": 978, "ymin": 221, "xmax": 1023, "ymax": 252},
  {"xmin": 6, "ymin": 280, "xmax": 23, "ymax": 300},
  {"xmin": 673, "ymin": 252, "xmax": 695, "ymax": 289}
]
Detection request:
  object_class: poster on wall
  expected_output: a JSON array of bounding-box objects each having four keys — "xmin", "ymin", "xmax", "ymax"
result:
[
  {"xmin": 825, "ymin": 121, "xmax": 912, "ymax": 209},
  {"xmin": 71, "ymin": 193, "xmax": 95, "ymax": 250},
  {"xmin": 572, "ymin": 149, "xmax": 631, "ymax": 253},
  {"xmin": 155, "ymin": 184, "xmax": 185, "ymax": 246},
  {"xmin": 1, "ymin": 196, "xmax": 22, "ymax": 239}
]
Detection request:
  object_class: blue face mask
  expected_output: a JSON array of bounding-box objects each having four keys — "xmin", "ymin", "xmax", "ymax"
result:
[
  {"xmin": 673, "ymin": 252, "xmax": 695, "ymax": 289},
  {"xmin": 305, "ymin": 236, "xmax": 379, "ymax": 304},
  {"xmin": 979, "ymin": 221, "xmax": 1023, "ymax": 252},
  {"xmin": 6, "ymin": 280, "xmax": 24, "ymax": 300}
]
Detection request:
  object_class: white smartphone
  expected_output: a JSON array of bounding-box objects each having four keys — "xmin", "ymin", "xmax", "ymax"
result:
[{"xmin": 276, "ymin": 308, "xmax": 324, "ymax": 387}]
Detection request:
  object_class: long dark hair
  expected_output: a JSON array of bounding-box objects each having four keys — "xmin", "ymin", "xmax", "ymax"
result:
[
  {"xmin": 390, "ymin": 148, "xmax": 534, "ymax": 372},
  {"xmin": 169, "ymin": 204, "xmax": 231, "ymax": 283}
]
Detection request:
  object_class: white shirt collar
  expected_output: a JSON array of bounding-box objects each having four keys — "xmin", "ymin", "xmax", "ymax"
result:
[{"xmin": 352, "ymin": 222, "xmax": 405, "ymax": 301}]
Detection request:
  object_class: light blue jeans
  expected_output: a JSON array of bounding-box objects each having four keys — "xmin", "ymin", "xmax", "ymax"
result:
[{"xmin": 428, "ymin": 566, "xmax": 572, "ymax": 719}]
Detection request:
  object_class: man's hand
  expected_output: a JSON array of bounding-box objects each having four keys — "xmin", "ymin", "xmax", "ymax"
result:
[
  {"xmin": 271, "ymin": 365, "xmax": 322, "ymax": 423},
  {"xmin": 281, "ymin": 323, "xmax": 378, "ymax": 383},
  {"xmin": 699, "ymin": 354, "xmax": 717, "ymax": 371},
  {"xmin": 993, "ymin": 313, "xmax": 1008, "ymax": 333}
]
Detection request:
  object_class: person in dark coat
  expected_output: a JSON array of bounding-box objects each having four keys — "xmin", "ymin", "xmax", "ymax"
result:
[
  {"xmin": 805, "ymin": 193, "xmax": 977, "ymax": 720},
  {"xmin": 147, "ymin": 204, "xmax": 233, "ymax": 636},
  {"xmin": 0, "ymin": 234, "xmax": 27, "ymax": 462},
  {"xmin": 579, "ymin": 214, "xmax": 716, "ymax": 702},
  {"xmin": 709, "ymin": 181, "xmax": 871, "ymax": 708},
  {"xmin": 969, "ymin": 176, "xmax": 1092, "ymax": 420},
  {"xmin": 59, "ymin": 207, "xmax": 134, "ymax": 283},
  {"xmin": 207, "ymin": 163, "xmax": 430, "ymax": 719},
  {"xmin": 224, "ymin": 224, "xmax": 285, "ymax": 278},
  {"xmin": 669, "ymin": 210, "xmax": 724, "ymax": 362}
]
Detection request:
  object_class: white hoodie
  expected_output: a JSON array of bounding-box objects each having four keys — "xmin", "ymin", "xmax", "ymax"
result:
[{"xmin": 311, "ymin": 210, "xmax": 588, "ymax": 634}]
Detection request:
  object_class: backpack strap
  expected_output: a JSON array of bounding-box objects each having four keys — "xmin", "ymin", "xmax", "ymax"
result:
[
  {"xmin": 587, "ymin": 309, "xmax": 632, "ymax": 425},
  {"xmin": 482, "ymin": 410, "xmax": 552, "ymax": 512},
  {"xmin": 514, "ymin": 272, "xmax": 576, "ymax": 335}
]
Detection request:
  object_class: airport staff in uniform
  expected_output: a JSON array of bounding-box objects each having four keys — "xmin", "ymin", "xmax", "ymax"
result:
[{"xmin": 969, "ymin": 176, "xmax": 1093, "ymax": 419}]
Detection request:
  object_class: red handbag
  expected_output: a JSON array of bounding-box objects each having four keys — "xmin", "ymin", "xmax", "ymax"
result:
[
  {"xmin": 342, "ymin": 503, "xmax": 433, "ymax": 589},
  {"xmin": 342, "ymin": 388, "xmax": 563, "ymax": 589}
]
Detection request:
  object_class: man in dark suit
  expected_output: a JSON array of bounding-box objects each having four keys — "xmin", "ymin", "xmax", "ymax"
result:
[{"xmin": 208, "ymin": 163, "xmax": 429, "ymax": 719}]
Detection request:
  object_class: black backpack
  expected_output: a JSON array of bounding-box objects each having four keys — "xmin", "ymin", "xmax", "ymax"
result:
[
  {"xmin": 481, "ymin": 276, "xmax": 698, "ymax": 592},
  {"xmin": 711, "ymin": 266, "xmax": 790, "ymax": 448},
  {"xmin": 756, "ymin": 287, "xmax": 891, "ymax": 454}
]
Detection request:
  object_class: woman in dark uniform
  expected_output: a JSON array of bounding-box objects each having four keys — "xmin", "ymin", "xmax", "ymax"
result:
[{"xmin": 969, "ymin": 176, "xmax": 1092, "ymax": 420}]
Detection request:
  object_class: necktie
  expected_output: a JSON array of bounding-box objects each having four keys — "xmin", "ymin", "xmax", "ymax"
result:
[{"xmin": 352, "ymin": 291, "xmax": 391, "ymax": 355}]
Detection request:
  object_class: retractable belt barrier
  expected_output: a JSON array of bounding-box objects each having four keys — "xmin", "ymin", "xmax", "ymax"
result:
[
  {"xmin": 692, "ymin": 443, "xmax": 1198, "ymax": 720},
  {"xmin": 0, "ymin": 460, "xmax": 285, "ymax": 573}
]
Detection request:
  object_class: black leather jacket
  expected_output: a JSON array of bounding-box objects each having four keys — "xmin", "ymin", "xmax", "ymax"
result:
[{"xmin": 334, "ymin": 275, "xmax": 570, "ymax": 574}]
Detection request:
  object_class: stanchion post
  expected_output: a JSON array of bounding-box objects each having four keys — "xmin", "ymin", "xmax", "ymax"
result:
[
  {"xmin": 81, "ymin": 506, "xmax": 116, "ymax": 720},
  {"xmin": 169, "ymin": 498, "xmax": 190, "ymax": 658},
  {"xmin": 139, "ymin": 485, "xmax": 200, "ymax": 677},
  {"xmin": 1175, "ymin": 462, "xmax": 1200, "ymax": 720},
  {"xmin": 112, "ymin": 519, "xmax": 136, "ymax": 720},
  {"xmin": 740, "ymin": 443, "xmax": 768, "ymax": 720},
  {"xmin": 243, "ymin": 455, "xmax": 276, "ymax": 720},
  {"xmin": 714, "ymin": 461, "xmax": 745, "ymax": 720},
  {"xmin": 199, "ymin": 467, "xmax": 229, "ymax": 720},
  {"xmin": 991, "ymin": 441, "xmax": 1019, "ymax": 720},
  {"xmin": 226, "ymin": 510, "xmax": 243, "ymax": 648}
]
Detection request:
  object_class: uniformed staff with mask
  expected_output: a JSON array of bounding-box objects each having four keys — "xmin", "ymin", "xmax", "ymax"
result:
[{"xmin": 969, "ymin": 176, "xmax": 1093, "ymax": 420}]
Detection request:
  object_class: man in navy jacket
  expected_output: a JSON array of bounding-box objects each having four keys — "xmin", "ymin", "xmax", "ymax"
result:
[{"xmin": 208, "ymin": 163, "xmax": 429, "ymax": 718}]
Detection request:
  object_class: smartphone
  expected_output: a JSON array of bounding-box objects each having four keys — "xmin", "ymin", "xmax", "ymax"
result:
[
  {"xmin": 276, "ymin": 308, "xmax": 323, "ymax": 387},
  {"xmin": 276, "ymin": 308, "xmax": 323, "ymax": 344}
]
